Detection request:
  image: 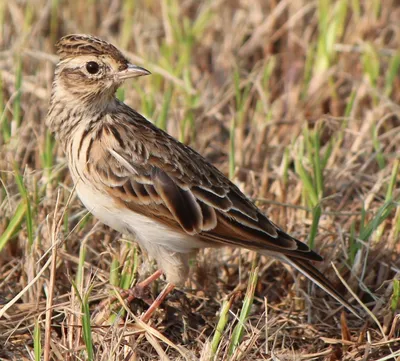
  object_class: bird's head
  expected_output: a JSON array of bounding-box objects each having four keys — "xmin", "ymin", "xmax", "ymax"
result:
[{"xmin": 52, "ymin": 34, "xmax": 150, "ymax": 105}]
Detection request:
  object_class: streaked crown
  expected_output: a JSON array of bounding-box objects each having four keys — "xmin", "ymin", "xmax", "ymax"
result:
[{"xmin": 56, "ymin": 34, "xmax": 129, "ymax": 70}]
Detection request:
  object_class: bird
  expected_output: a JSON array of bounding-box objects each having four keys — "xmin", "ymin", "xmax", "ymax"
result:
[{"xmin": 46, "ymin": 34, "xmax": 357, "ymax": 321}]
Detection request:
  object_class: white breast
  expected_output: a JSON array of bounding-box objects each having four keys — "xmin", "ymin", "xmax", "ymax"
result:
[{"xmin": 74, "ymin": 180, "xmax": 206, "ymax": 255}]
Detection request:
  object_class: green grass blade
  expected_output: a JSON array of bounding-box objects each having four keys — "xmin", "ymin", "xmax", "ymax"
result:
[
  {"xmin": 0, "ymin": 75, "xmax": 11, "ymax": 143},
  {"xmin": 120, "ymin": 0, "xmax": 136, "ymax": 48},
  {"xmin": 228, "ymin": 264, "xmax": 258, "ymax": 355},
  {"xmin": 348, "ymin": 221, "xmax": 359, "ymax": 265},
  {"xmin": 71, "ymin": 280, "xmax": 94, "ymax": 360},
  {"xmin": 295, "ymin": 159, "xmax": 319, "ymax": 207},
  {"xmin": 120, "ymin": 248, "xmax": 136, "ymax": 289},
  {"xmin": 362, "ymin": 43, "xmax": 380, "ymax": 90},
  {"xmin": 385, "ymin": 52, "xmax": 400, "ymax": 97},
  {"xmin": 386, "ymin": 160, "xmax": 399, "ymax": 201},
  {"xmin": 312, "ymin": 130, "xmax": 323, "ymax": 199},
  {"xmin": 391, "ymin": 279, "xmax": 400, "ymax": 312},
  {"xmin": 344, "ymin": 87, "xmax": 357, "ymax": 118},
  {"xmin": 14, "ymin": 165, "xmax": 34, "ymax": 247},
  {"xmin": 309, "ymin": 205, "xmax": 322, "ymax": 250},
  {"xmin": 34, "ymin": 318, "xmax": 42, "ymax": 361},
  {"xmin": 75, "ymin": 241, "xmax": 87, "ymax": 288},
  {"xmin": 41, "ymin": 129, "xmax": 55, "ymax": 171},
  {"xmin": 211, "ymin": 297, "xmax": 232, "ymax": 357},
  {"xmin": 359, "ymin": 201, "xmax": 395, "ymax": 241},
  {"xmin": 0, "ymin": 201, "xmax": 26, "ymax": 252},
  {"xmin": 82, "ymin": 291, "xmax": 94, "ymax": 361},
  {"xmin": 110, "ymin": 257, "xmax": 120, "ymax": 287}
]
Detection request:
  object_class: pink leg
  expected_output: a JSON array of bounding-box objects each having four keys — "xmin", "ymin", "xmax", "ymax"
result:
[
  {"xmin": 140, "ymin": 283, "xmax": 175, "ymax": 322},
  {"xmin": 125, "ymin": 269, "xmax": 164, "ymax": 303},
  {"xmin": 94, "ymin": 269, "xmax": 164, "ymax": 316},
  {"xmin": 137, "ymin": 269, "xmax": 164, "ymax": 287}
]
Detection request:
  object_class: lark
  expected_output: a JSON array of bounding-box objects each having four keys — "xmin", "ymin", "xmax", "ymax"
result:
[{"xmin": 46, "ymin": 34, "xmax": 357, "ymax": 320}]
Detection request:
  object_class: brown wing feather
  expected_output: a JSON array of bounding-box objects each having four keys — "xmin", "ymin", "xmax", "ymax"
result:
[
  {"xmin": 152, "ymin": 168, "xmax": 203, "ymax": 234},
  {"xmin": 89, "ymin": 109, "xmax": 320, "ymax": 262}
]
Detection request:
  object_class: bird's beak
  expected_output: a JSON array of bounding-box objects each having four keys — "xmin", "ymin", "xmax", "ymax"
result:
[{"xmin": 117, "ymin": 64, "xmax": 151, "ymax": 80}]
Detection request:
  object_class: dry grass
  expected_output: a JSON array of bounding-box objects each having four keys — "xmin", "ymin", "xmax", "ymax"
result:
[{"xmin": 1, "ymin": 0, "xmax": 400, "ymax": 360}]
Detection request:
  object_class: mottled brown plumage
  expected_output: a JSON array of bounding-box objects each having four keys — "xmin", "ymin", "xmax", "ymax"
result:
[
  {"xmin": 56, "ymin": 34, "xmax": 129, "ymax": 69},
  {"xmin": 46, "ymin": 34, "xmax": 358, "ymax": 318}
]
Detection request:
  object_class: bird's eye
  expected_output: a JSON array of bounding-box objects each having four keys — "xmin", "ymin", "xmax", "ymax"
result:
[{"xmin": 86, "ymin": 61, "xmax": 100, "ymax": 74}]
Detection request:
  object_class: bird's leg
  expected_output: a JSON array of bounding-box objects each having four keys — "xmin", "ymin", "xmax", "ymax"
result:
[
  {"xmin": 125, "ymin": 269, "xmax": 164, "ymax": 303},
  {"xmin": 94, "ymin": 269, "xmax": 164, "ymax": 316},
  {"xmin": 95, "ymin": 269, "xmax": 174, "ymax": 322},
  {"xmin": 141, "ymin": 282, "xmax": 175, "ymax": 322}
]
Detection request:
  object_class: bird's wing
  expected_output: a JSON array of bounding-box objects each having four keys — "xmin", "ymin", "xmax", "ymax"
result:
[
  {"xmin": 88, "ymin": 108, "xmax": 321, "ymax": 262},
  {"xmin": 84, "ymin": 108, "xmax": 358, "ymax": 318}
]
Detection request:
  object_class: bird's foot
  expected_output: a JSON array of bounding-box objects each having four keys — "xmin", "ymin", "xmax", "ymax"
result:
[
  {"xmin": 93, "ymin": 269, "xmax": 164, "ymax": 317},
  {"xmin": 124, "ymin": 269, "xmax": 165, "ymax": 305},
  {"xmin": 94, "ymin": 269, "xmax": 175, "ymax": 322}
]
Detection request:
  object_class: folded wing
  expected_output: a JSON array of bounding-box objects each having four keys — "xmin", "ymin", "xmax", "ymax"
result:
[{"xmin": 90, "ymin": 112, "xmax": 322, "ymax": 262}]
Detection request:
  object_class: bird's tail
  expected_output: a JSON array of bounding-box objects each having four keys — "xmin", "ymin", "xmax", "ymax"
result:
[{"xmin": 277, "ymin": 255, "xmax": 360, "ymax": 319}]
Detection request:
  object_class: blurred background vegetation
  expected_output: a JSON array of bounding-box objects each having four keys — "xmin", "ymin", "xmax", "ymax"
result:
[{"xmin": 1, "ymin": 0, "xmax": 400, "ymax": 360}]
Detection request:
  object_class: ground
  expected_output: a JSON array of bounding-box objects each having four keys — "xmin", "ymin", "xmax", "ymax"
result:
[{"xmin": 1, "ymin": 1, "xmax": 400, "ymax": 360}]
